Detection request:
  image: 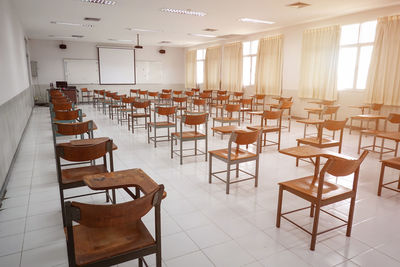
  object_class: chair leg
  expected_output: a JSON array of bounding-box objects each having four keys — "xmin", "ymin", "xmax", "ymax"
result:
[
  {"xmin": 147, "ymin": 125, "xmax": 150, "ymax": 144},
  {"xmin": 171, "ymin": 136, "xmax": 174, "ymax": 159},
  {"xmin": 226, "ymin": 163, "xmax": 231, "ymax": 194},
  {"xmin": 209, "ymin": 154, "xmax": 212, "ymax": 183},
  {"xmin": 378, "ymin": 162, "xmax": 385, "ymax": 196},
  {"xmin": 346, "ymin": 196, "xmax": 356, "ymax": 237},
  {"xmin": 139, "ymin": 257, "xmax": 143, "ymax": 267},
  {"xmin": 255, "ymin": 158, "xmax": 259, "ymax": 187},
  {"xmin": 310, "ymin": 204, "xmax": 314, "ymax": 217},
  {"xmin": 276, "ymin": 186, "xmax": 283, "ymax": 228},
  {"xmin": 236, "ymin": 163, "xmax": 239, "ymax": 177},
  {"xmin": 59, "ymin": 187, "xmax": 66, "ymax": 227},
  {"xmin": 358, "ymin": 133, "xmax": 362, "ymax": 154},
  {"xmin": 180, "ymin": 139, "xmax": 183, "ymax": 165},
  {"xmin": 380, "ymin": 138, "xmax": 385, "ymax": 160},
  {"xmin": 310, "ymin": 203, "xmax": 321, "ymax": 250},
  {"xmin": 156, "ymin": 251, "xmax": 162, "ymax": 267}
]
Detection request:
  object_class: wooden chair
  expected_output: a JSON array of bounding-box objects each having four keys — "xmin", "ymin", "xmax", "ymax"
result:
[
  {"xmin": 148, "ymin": 106, "xmax": 177, "ymax": 147},
  {"xmin": 128, "ymin": 100, "xmax": 151, "ymax": 133},
  {"xmin": 350, "ymin": 103, "xmax": 383, "ymax": 134},
  {"xmin": 191, "ymin": 99, "xmax": 207, "ymax": 113},
  {"xmin": 171, "ymin": 113, "xmax": 208, "ymax": 164},
  {"xmin": 64, "ymin": 185, "xmax": 164, "ymax": 267},
  {"xmin": 271, "ymin": 100, "xmax": 293, "ymax": 132},
  {"xmin": 162, "ymin": 89, "xmax": 172, "ymax": 94},
  {"xmin": 212, "ymin": 104, "xmax": 241, "ymax": 136},
  {"xmin": 240, "ymin": 98, "xmax": 253, "ymax": 122},
  {"xmin": 199, "ymin": 92, "xmax": 212, "ymax": 110},
  {"xmin": 209, "ymin": 129, "xmax": 261, "ymax": 194},
  {"xmin": 55, "ymin": 138, "xmax": 115, "ymax": 225},
  {"xmin": 53, "ymin": 120, "xmax": 95, "ymax": 143},
  {"xmin": 276, "ymin": 151, "xmax": 368, "ymax": 250},
  {"xmin": 117, "ymin": 96, "xmax": 136, "ymax": 125},
  {"xmin": 247, "ymin": 110, "xmax": 282, "ymax": 152},
  {"xmin": 81, "ymin": 88, "xmax": 92, "ymax": 103},
  {"xmin": 159, "ymin": 93, "xmax": 172, "ymax": 106},
  {"xmin": 230, "ymin": 92, "xmax": 244, "ymax": 104},
  {"xmin": 297, "ymin": 119, "xmax": 348, "ymax": 166},
  {"xmin": 138, "ymin": 90, "xmax": 149, "ymax": 99},
  {"xmin": 378, "ymin": 157, "xmax": 400, "ymax": 196},
  {"xmin": 103, "ymin": 91, "xmax": 117, "ymax": 115},
  {"xmin": 130, "ymin": 89, "xmax": 139, "ymax": 98},
  {"xmin": 52, "ymin": 102, "xmax": 74, "ymax": 112},
  {"xmin": 191, "ymin": 88, "xmax": 200, "ymax": 96},
  {"xmin": 148, "ymin": 91, "xmax": 159, "ymax": 105},
  {"xmin": 52, "ymin": 109, "xmax": 82, "ymax": 123},
  {"xmin": 94, "ymin": 90, "xmax": 105, "ymax": 110},
  {"xmin": 358, "ymin": 113, "xmax": 400, "ymax": 159},
  {"xmin": 210, "ymin": 95, "xmax": 229, "ymax": 117},
  {"xmin": 109, "ymin": 94, "xmax": 126, "ymax": 120},
  {"xmin": 253, "ymin": 94, "xmax": 266, "ymax": 111},
  {"xmin": 173, "ymin": 90, "xmax": 183, "ymax": 97},
  {"xmin": 172, "ymin": 97, "xmax": 188, "ymax": 117}
]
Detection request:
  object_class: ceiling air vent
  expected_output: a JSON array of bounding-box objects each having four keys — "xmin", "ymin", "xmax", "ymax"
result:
[
  {"xmin": 84, "ymin": 17, "xmax": 101, "ymax": 21},
  {"xmin": 286, "ymin": 2, "xmax": 310, "ymax": 8},
  {"xmin": 71, "ymin": 35, "xmax": 84, "ymax": 38},
  {"xmin": 203, "ymin": 28, "xmax": 218, "ymax": 32},
  {"xmin": 159, "ymin": 41, "xmax": 171, "ymax": 44}
]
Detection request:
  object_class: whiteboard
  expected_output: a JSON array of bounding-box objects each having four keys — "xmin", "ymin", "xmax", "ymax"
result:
[
  {"xmin": 64, "ymin": 59, "xmax": 99, "ymax": 84},
  {"xmin": 98, "ymin": 47, "xmax": 135, "ymax": 84},
  {"xmin": 136, "ymin": 61, "xmax": 163, "ymax": 84}
]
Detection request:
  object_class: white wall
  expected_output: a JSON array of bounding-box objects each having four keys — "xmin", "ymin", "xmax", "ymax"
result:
[
  {"xmin": 0, "ymin": 0, "xmax": 30, "ymax": 106},
  {"xmin": 187, "ymin": 5, "xmax": 400, "ymax": 120},
  {"xmin": 29, "ymin": 39, "xmax": 185, "ymax": 101}
]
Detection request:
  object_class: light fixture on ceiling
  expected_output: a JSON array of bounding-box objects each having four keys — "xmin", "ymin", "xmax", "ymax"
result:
[
  {"xmin": 159, "ymin": 41, "xmax": 171, "ymax": 44},
  {"xmin": 239, "ymin": 18, "xmax": 275, "ymax": 24},
  {"xmin": 108, "ymin": 38, "xmax": 133, "ymax": 42},
  {"xmin": 135, "ymin": 34, "xmax": 143, "ymax": 49},
  {"xmin": 203, "ymin": 28, "xmax": 218, "ymax": 32},
  {"xmin": 49, "ymin": 35, "xmax": 85, "ymax": 39},
  {"xmin": 286, "ymin": 2, "xmax": 310, "ymax": 8},
  {"xmin": 84, "ymin": 17, "xmax": 101, "ymax": 22},
  {"xmin": 188, "ymin": 33, "xmax": 216, "ymax": 38},
  {"xmin": 51, "ymin": 21, "xmax": 93, "ymax": 27},
  {"xmin": 126, "ymin": 27, "xmax": 160, "ymax": 33},
  {"xmin": 160, "ymin": 8, "xmax": 207, "ymax": 17},
  {"xmin": 81, "ymin": 0, "xmax": 116, "ymax": 5}
]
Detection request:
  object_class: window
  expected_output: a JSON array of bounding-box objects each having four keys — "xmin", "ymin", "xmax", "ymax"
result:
[
  {"xmin": 196, "ymin": 49, "xmax": 206, "ymax": 84},
  {"xmin": 337, "ymin": 20, "xmax": 377, "ymax": 90},
  {"xmin": 242, "ymin": 40, "xmax": 259, "ymax": 86}
]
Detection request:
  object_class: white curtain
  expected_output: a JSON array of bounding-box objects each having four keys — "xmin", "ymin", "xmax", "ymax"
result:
[
  {"xmin": 221, "ymin": 42, "xmax": 243, "ymax": 92},
  {"xmin": 204, "ymin": 46, "xmax": 222, "ymax": 90},
  {"xmin": 298, "ymin": 25, "xmax": 341, "ymax": 101},
  {"xmin": 185, "ymin": 50, "xmax": 197, "ymax": 88},
  {"xmin": 365, "ymin": 15, "xmax": 400, "ymax": 106},
  {"xmin": 255, "ymin": 35, "xmax": 283, "ymax": 95}
]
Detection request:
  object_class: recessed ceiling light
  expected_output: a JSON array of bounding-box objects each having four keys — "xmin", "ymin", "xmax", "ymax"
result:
[
  {"xmin": 48, "ymin": 35, "xmax": 85, "ymax": 39},
  {"xmin": 188, "ymin": 33, "xmax": 216, "ymax": 38},
  {"xmin": 81, "ymin": 0, "xmax": 116, "ymax": 6},
  {"xmin": 84, "ymin": 17, "xmax": 101, "ymax": 22},
  {"xmin": 160, "ymin": 8, "xmax": 206, "ymax": 16},
  {"xmin": 159, "ymin": 41, "xmax": 171, "ymax": 44},
  {"xmin": 108, "ymin": 38, "xmax": 133, "ymax": 42},
  {"xmin": 203, "ymin": 28, "xmax": 218, "ymax": 32},
  {"xmin": 287, "ymin": 2, "xmax": 310, "ymax": 8},
  {"xmin": 127, "ymin": 28, "xmax": 161, "ymax": 33},
  {"xmin": 50, "ymin": 21, "xmax": 93, "ymax": 27},
  {"xmin": 239, "ymin": 18, "xmax": 275, "ymax": 24}
]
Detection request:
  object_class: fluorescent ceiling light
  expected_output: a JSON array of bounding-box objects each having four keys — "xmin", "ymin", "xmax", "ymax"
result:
[
  {"xmin": 160, "ymin": 8, "xmax": 206, "ymax": 16},
  {"xmin": 108, "ymin": 38, "xmax": 134, "ymax": 42},
  {"xmin": 50, "ymin": 21, "xmax": 93, "ymax": 27},
  {"xmin": 188, "ymin": 33, "xmax": 216, "ymax": 38},
  {"xmin": 239, "ymin": 18, "xmax": 275, "ymax": 24},
  {"xmin": 81, "ymin": 0, "xmax": 116, "ymax": 5},
  {"xmin": 127, "ymin": 28, "xmax": 160, "ymax": 33},
  {"xmin": 48, "ymin": 35, "xmax": 84, "ymax": 39}
]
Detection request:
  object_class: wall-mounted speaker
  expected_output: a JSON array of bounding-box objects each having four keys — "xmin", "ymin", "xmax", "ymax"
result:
[
  {"xmin": 59, "ymin": 44, "xmax": 67, "ymax": 49},
  {"xmin": 159, "ymin": 49, "xmax": 166, "ymax": 54}
]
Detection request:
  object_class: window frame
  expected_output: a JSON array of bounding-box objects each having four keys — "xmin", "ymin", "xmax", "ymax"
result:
[
  {"xmin": 338, "ymin": 20, "xmax": 376, "ymax": 91},
  {"xmin": 242, "ymin": 40, "xmax": 259, "ymax": 87},
  {"xmin": 196, "ymin": 49, "xmax": 206, "ymax": 85}
]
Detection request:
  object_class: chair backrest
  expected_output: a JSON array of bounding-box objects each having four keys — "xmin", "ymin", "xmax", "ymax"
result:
[
  {"xmin": 321, "ymin": 100, "xmax": 335, "ymax": 106},
  {"xmin": 218, "ymin": 90, "xmax": 227, "ymax": 95},
  {"xmin": 182, "ymin": 113, "xmax": 208, "ymax": 126},
  {"xmin": 240, "ymin": 98, "xmax": 252, "ymax": 105},
  {"xmin": 54, "ymin": 120, "xmax": 94, "ymax": 136},
  {"xmin": 56, "ymin": 138, "xmax": 113, "ymax": 162},
  {"xmin": 162, "ymin": 89, "xmax": 172, "ymax": 94},
  {"xmin": 279, "ymin": 96, "xmax": 292, "ymax": 102},
  {"xmin": 262, "ymin": 110, "xmax": 283, "ymax": 120},
  {"xmin": 173, "ymin": 90, "xmax": 183, "ymax": 95},
  {"xmin": 148, "ymin": 91, "xmax": 159, "ymax": 97},
  {"xmin": 191, "ymin": 88, "xmax": 200, "ymax": 92},
  {"xmin": 173, "ymin": 97, "xmax": 187, "ymax": 103},
  {"xmin": 200, "ymin": 92, "xmax": 211, "ymax": 98},
  {"xmin": 81, "ymin": 88, "xmax": 88, "ymax": 92},
  {"xmin": 155, "ymin": 106, "xmax": 177, "ymax": 116},
  {"xmin": 387, "ymin": 113, "xmax": 400, "ymax": 124},
  {"xmin": 139, "ymin": 90, "xmax": 148, "ymax": 96},
  {"xmin": 66, "ymin": 185, "xmax": 164, "ymax": 227},
  {"xmin": 160, "ymin": 93, "xmax": 171, "ymax": 99},
  {"xmin": 193, "ymin": 99, "xmax": 206, "ymax": 106},
  {"xmin": 203, "ymin": 90, "xmax": 212, "ymax": 94},
  {"xmin": 224, "ymin": 104, "xmax": 240, "ymax": 113},
  {"xmin": 323, "ymin": 119, "xmax": 348, "ymax": 132},
  {"xmin": 254, "ymin": 94, "xmax": 265, "ymax": 100},
  {"xmin": 122, "ymin": 96, "xmax": 135, "ymax": 104},
  {"xmin": 370, "ymin": 103, "xmax": 383, "ymax": 112},
  {"xmin": 234, "ymin": 92, "xmax": 244, "ymax": 97},
  {"xmin": 217, "ymin": 95, "xmax": 229, "ymax": 101},
  {"xmin": 53, "ymin": 102, "xmax": 73, "ymax": 111},
  {"xmin": 185, "ymin": 91, "xmax": 194, "ymax": 97},
  {"xmin": 278, "ymin": 100, "xmax": 293, "ymax": 110},
  {"xmin": 54, "ymin": 109, "xmax": 81, "ymax": 121},
  {"xmin": 229, "ymin": 130, "xmax": 261, "ymax": 156},
  {"xmin": 133, "ymin": 100, "xmax": 151, "ymax": 109},
  {"xmin": 322, "ymin": 150, "xmax": 368, "ymax": 178},
  {"xmin": 130, "ymin": 89, "xmax": 139, "ymax": 95},
  {"xmin": 323, "ymin": 105, "xmax": 340, "ymax": 115}
]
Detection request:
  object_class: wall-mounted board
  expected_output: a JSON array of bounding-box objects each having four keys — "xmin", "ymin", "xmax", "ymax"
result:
[
  {"xmin": 64, "ymin": 59, "xmax": 99, "ymax": 84},
  {"xmin": 136, "ymin": 61, "xmax": 163, "ymax": 84},
  {"xmin": 98, "ymin": 47, "xmax": 136, "ymax": 84}
]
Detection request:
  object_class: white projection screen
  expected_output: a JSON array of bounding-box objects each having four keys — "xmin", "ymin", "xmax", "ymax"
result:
[{"xmin": 98, "ymin": 47, "xmax": 136, "ymax": 84}]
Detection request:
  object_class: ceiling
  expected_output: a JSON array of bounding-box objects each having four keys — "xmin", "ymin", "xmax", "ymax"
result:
[{"xmin": 12, "ymin": 0, "xmax": 400, "ymax": 47}]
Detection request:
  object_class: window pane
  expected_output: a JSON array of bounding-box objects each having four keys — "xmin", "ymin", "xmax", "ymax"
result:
[
  {"xmin": 251, "ymin": 40, "xmax": 259, "ymax": 55},
  {"xmin": 337, "ymin": 47, "xmax": 357, "ymax": 90},
  {"xmin": 251, "ymin": 56, "xmax": 257, "ymax": 85},
  {"xmin": 197, "ymin": 61, "xmax": 204, "ymax": 84},
  {"xmin": 356, "ymin": 45, "xmax": 373, "ymax": 89},
  {"xmin": 359, "ymin": 20, "xmax": 377, "ymax": 43},
  {"xmin": 340, "ymin": 24, "xmax": 360, "ymax": 45},
  {"xmin": 243, "ymin": 56, "xmax": 251, "ymax": 86},
  {"xmin": 243, "ymin": 41, "xmax": 251, "ymax": 56},
  {"xmin": 197, "ymin": 49, "xmax": 205, "ymax": 60}
]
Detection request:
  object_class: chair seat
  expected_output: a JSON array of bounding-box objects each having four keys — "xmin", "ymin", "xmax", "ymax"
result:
[
  {"xmin": 73, "ymin": 220, "xmax": 155, "ymax": 266},
  {"xmin": 297, "ymin": 137, "xmax": 339, "ymax": 147},
  {"xmin": 279, "ymin": 175, "xmax": 353, "ymax": 201},
  {"xmin": 172, "ymin": 131, "xmax": 206, "ymax": 139},
  {"xmin": 305, "ymin": 108, "xmax": 323, "ymax": 113},
  {"xmin": 247, "ymin": 125, "xmax": 279, "ymax": 133},
  {"xmin": 382, "ymin": 157, "xmax": 400, "ymax": 169},
  {"xmin": 209, "ymin": 148, "xmax": 256, "ymax": 161},
  {"xmin": 111, "ymin": 105, "xmax": 125, "ymax": 108},
  {"xmin": 149, "ymin": 122, "xmax": 175, "ymax": 127},
  {"xmin": 360, "ymin": 129, "xmax": 382, "ymax": 135},
  {"xmin": 62, "ymin": 165, "xmax": 107, "ymax": 184},
  {"xmin": 129, "ymin": 113, "xmax": 150, "ymax": 118}
]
